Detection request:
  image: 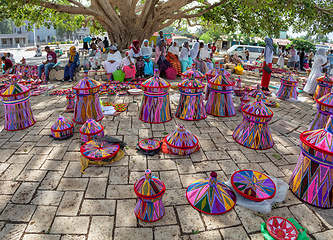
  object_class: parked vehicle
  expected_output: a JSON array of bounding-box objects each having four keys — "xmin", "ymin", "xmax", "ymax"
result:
[{"xmin": 227, "ymin": 45, "xmax": 265, "ymax": 60}]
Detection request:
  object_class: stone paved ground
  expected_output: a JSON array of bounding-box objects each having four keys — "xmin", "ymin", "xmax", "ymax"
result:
[{"xmin": 0, "ymin": 71, "xmax": 332, "ymax": 240}]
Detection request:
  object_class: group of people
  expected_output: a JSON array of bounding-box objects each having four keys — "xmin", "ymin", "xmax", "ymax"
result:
[
  {"xmin": 277, "ymin": 45, "xmax": 307, "ymax": 70},
  {"xmin": 83, "ymin": 36, "xmax": 109, "ymax": 53},
  {"xmin": 1, "ymin": 53, "xmax": 15, "ymax": 73}
]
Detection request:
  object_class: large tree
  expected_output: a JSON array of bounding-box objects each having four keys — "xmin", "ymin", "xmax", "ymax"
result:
[{"xmin": 1, "ymin": 0, "xmax": 333, "ymax": 49}]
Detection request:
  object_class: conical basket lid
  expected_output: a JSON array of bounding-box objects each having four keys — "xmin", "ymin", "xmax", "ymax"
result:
[
  {"xmin": 209, "ymin": 70, "xmax": 234, "ymax": 86},
  {"xmin": 141, "ymin": 69, "xmax": 170, "ymax": 89},
  {"xmin": 134, "ymin": 169, "xmax": 165, "ymax": 198},
  {"xmin": 182, "ymin": 64, "xmax": 204, "ymax": 79},
  {"xmin": 179, "ymin": 76, "xmax": 204, "ymax": 89},
  {"xmin": 205, "ymin": 62, "xmax": 220, "ymax": 76},
  {"xmin": 165, "ymin": 125, "xmax": 199, "ymax": 149},
  {"xmin": 317, "ymin": 74, "xmax": 333, "ymax": 83},
  {"xmin": 242, "ymin": 93, "xmax": 273, "ymax": 117},
  {"xmin": 1, "ymin": 83, "xmax": 29, "ymax": 96},
  {"xmin": 282, "ymin": 73, "xmax": 297, "ymax": 83},
  {"xmin": 73, "ymin": 75, "xmax": 100, "ymax": 91},
  {"xmin": 80, "ymin": 119, "xmax": 104, "ymax": 135},
  {"xmin": 300, "ymin": 115, "xmax": 333, "ymax": 156},
  {"xmin": 186, "ymin": 171, "xmax": 236, "ymax": 215},
  {"xmin": 240, "ymin": 92, "xmax": 250, "ymax": 101},
  {"xmin": 316, "ymin": 90, "xmax": 333, "ymax": 106},
  {"xmin": 51, "ymin": 116, "xmax": 73, "ymax": 131}
]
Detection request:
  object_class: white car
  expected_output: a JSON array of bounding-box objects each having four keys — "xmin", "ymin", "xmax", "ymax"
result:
[{"xmin": 227, "ymin": 45, "xmax": 265, "ymax": 60}]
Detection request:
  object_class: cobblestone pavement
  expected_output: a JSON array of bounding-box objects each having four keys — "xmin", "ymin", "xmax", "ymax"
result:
[{"xmin": 0, "ymin": 72, "xmax": 332, "ymax": 240}]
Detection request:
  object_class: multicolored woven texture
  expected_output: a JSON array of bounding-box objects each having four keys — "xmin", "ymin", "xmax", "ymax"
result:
[
  {"xmin": 205, "ymin": 70, "xmax": 235, "ymax": 117},
  {"xmin": 176, "ymin": 77, "xmax": 206, "ymax": 121},
  {"xmin": 314, "ymin": 74, "xmax": 333, "ymax": 100},
  {"xmin": 165, "ymin": 125, "xmax": 199, "ymax": 155},
  {"xmin": 186, "ymin": 171, "xmax": 236, "ymax": 215},
  {"xmin": 182, "ymin": 64, "xmax": 204, "ymax": 81},
  {"xmin": 276, "ymin": 74, "xmax": 298, "ymax": 100},
  {"xmin": 138, "ymin": 139, "xmax": 160, "ymax": 151},
  {"xmin": 51, "ymin": 116, "xmax": 73, "ymax": 139},
  {"xmin": 289, "ymin": 116, "xmax": 333, "ymax": 208},
  {"xmin": 238, "ymin": 92, "xmax": 250, "ymax": 112},
  {"xmin": 309, "ymin": 90, "xmax": 333, "ymax": 131},
  {"xmin": 1, "ymin": 83, "xmax": 36, "ymax": 131},
  {"xmin": 73, "ymin": 75, "xmax": 101, "ymax": 95},
  {"xmin": 139, "ymin": 70, "xmax": 171, "ymax": 124},
  {"xmin": 79, "ymin": 119, "xmax": 104, "ymax": 142},
  {"xmin": 233, "ymin": 94, "xmax": 274, "ymax": 150},
  {"xmin": 66, "ymin": 93, "xmax": 75, "ymax": 110},
  {"xmin": 205, "ymin": 62, "xmax": 220, "ymax": 80},
  {"xmin": 134, "ymin": 169, "xmax": 165, "ymax": 222},
  {"xmin": 80, "ymin": 139, "xmax": 120, "ymax": 161},
  {"xmin": 266, "ymin": 217, "xmax": 298, "ymax": 240},
  {"xmin": 231, "ymin": 170, "xmax": 276, "ymax": 201},
  {"xmin": 249, "ymin": 84, "xmax": 267, "ymax": 99}
]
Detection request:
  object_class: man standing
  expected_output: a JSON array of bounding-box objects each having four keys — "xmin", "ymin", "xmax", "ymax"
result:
[
  {"xmin": 38, "ymin": 46, "xmax": 57, "ymax": 80},
  {"xmin": 308, "ymin": 49, "xmax": 314, "ymax": 68},
  {"xmin": 211, "ymin": 43, "xmax": 217, "ymax": 55},
  {"xmin": 83, "ymin": 35, "xmax": 92, "ymax": 51},
  {"xmin": 245, "ymin": 48, "xmax": 250, "ymax": 61},
  {"xmin": 103, "ymin": 37, "xmax": 109, "ymax": 49},
  {"xmin": 156, "ymin": 31, "xmax": 164, "ymax": 46},
  {"xmin": 299, "ymin": 48, "xmax": 305, "ymax": 71}
]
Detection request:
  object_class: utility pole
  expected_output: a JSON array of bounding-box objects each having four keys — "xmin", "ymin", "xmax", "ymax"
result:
[{"xmin": 33, "ymin": 24, "xmax": 36, "ymax": 47}]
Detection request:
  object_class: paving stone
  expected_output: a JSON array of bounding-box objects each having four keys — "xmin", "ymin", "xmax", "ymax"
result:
[
  {"xmin": 0, "ymin": 163, "xmax": 25, "ymax": 180},
  {"xmin": 0, "ymin": 141, "xmax": 23, "ymax": 150},
  {"xmin": 81, "ymin": 166, "xmax": 109, "ymax": 178},
  {"xmin": 175, "ymin": 158, "xmax": 196, "ymax": 174},
  {"xmin": 176, "ymin": 205, "xmax": 205, "ymax": 233},
  {"xmin": 0, "ymin": 195, "xmax": 11, "ymax": 213},
  {"xmin": 0, "ymin": 163, "xmax": 10, "ymax": 175},
  {"xmin": 154, "ymin": 226, "xmax": 181, "ymax": 240},
  {"xmin": 159, "ymin": 171, "xmax": 182, "ymax": 189},
  {"xmin": 50, "ymin": 217, "xmax": 90, "ymax": 234},
  {"xmin": 114, "ymin": 228, "xmax": 153, "ymax": 240},
  {"xmin": 80, "ymin": 199, "xmax": 115, "ymax": 215},
  {"xmin": 25, "ymin": 155, "xmax": 47, "ymax": 170},
  {"xmin": 107, "ymin": 184, "xmax": 136, "ymax": 199},
  {"xmin": 39, "ymin": 171, "xmax": 63, "ymax": 190},
  {"xmin": 57, "ymin": 191, "xmax": 84, "ymax": 216},
  {"xmin": 0, "ymin": 223, "xmax": 26, "ymax": 240},
  {"xmin": 16, "ymin": 142, "xmax": 36, "ymax": 154},
  {"xmin": 259, "ymin": 162, "xmax": 285, "ymax": 177},
  {"xmin": 276, "ymin": 190, "xmax": 302, "ymax": 207},
  {"xmin": 47, "ymin": 147, "xmax": 67, "ymax": 160},
  {"xmin": 116, "ymin": 199, "xmax": 137, "ymax": 227},
  {"xmin": 289, "ymin": 204, "xmax": 325, "ymax": 234},
  {"xmin": 163, "ymin": 189, "xmax": 188, "ymax": 206},
  {"xmin": 139, "ymin": 206, "xmax": 177, "ymax": 226},
  {"xmin": 41, "ymin": 160, "xmax": 69, "ymax": 171},
  {"xmin": 109, "ymin": 166, "xmax": 128, "ymax": 184},
  {"xmin": 246, "ymin": 153, "xmax": 271, "ymax": 163},
  {"xmin": 148, "ymin": 159, "xmax": 177, "ymax": 171},
  {"xmin": 190, "ymin": 230, "xmax": 221, "ymax": 240},
  {"xmin": 11, "ymin": 182, "xmax": 39, "ymax": 204},
  {"xmin": 237, "ymin": 163, "xmax": 265, "ymax": 173},
  {"xmin": 31, "ymin": 190, "xmax": 64, "ymax": 206},
  {"xmin": 312, "ymin": 229, "xmax": 333, "ymax": 240},
  {"xmin": 179, "ymin": 173, "xmax": 207, "ymax": 188},
  {"xmin": 6, "ymin": 154, "xmax": 33, "ymax": 164},
  {"xmin": 129, "ymin": 155, "xmax": 147, "ymax": 171},
  {"xmin": 60, "ymin": 235, "xmax": 86, "ymax": 240},
  {"xmin": 220, "ymin": 226, "xmax": 250, "ymax": 240},
  {"xmin": 62, "ymin": 152, "xmax": 81, "ymax": 161},
  {"xmin": 0, "ymin": 204, "xmax": 36, "ymax": 222},
  {"xmin": 0, "ymin": 149, "xmax": 16, "ymax": 162},
  {"xmin": 88, "ymin": 216, "xmax": 114, "ymax": 240},
  {"xmin": 0, "ymin": 181, "xmax": 20, "ymax": 194},
  {"xmin": 22, "ymin": 234, "xmax": 61, "ymax": 240},
  {"xmin": 17, "ymin": 169, "xmax": 47, "ymax": 181},
  {"xmin": 205, "ymin": 150, "xmax": 230, "ymax": 160},
  {"xmin": 194, "ymin": 160, "xmax": 221, "ymax": 172},
  {"xmin": 234, "ymin": 206, "xmax": 264, "ymax": 234},
  {"xmin": 57, "ymin": 178, "xmax": 88, "ymax": 191},
  {"xmin": 63, "ymin": 162, "xmax": 82, "ymax": 177},
  {"xmin": 250, "ymin": 233, "xmax": 265, "ymax": 240},
  {"xmin": 85, "ymin": 178, "xmax": 107, "ymax": 198},
  {"xmin": 35, "ymin": 135, "xmax": 54, "ymax": 147},
  {"xmin": 227, "ymin": 150, "xmax": 250, "ymax": 164},
  {"xmin": 202, "ymin": 209, "xmax": 241, "ymax": 230},
  {"xmin": 218, "ymin": 160, "xmax": 239, "ymax": 175},
  {"xmin": 26, "ymin": 206, "xmax": 57, "ymax": 233}
]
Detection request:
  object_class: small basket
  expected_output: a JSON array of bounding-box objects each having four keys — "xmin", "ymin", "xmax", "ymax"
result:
[{"xmin": 79, "ymin": 119, "xmax": 104, "ymax": 142}]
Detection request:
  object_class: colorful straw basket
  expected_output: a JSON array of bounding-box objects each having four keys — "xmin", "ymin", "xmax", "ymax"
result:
[
  {"xmin": 249, "ymin": 84, "xmax": 267, "ymax": 99},
  {"xmin": 186, "ymin": 171, "xmax": 236, "ymax": 215},
  {"xmin": 51, "ymin": 116, "xmax": 74, "ymax": 139},
  {"xmin": 80, "ymin": 139, "xmax": 120, "ymax": 162},
  {"xmin": 175, "ymin": 76, "xmax": 206, "ymax": 121},
  {"xmin": 139, "ymin": 69, "xmax": 172, "ymax": 124},
  {"xmin": 313, "ymin": 74, "xmax": 333, "ymax": 100},
  {"xmin": 0, "ymin": 78, "xmax": 36, "ymax": 131},
  {"xmin": 205, "ymin": 62, "xmax": 220, "ymax": 81},
  {"xmin": 66, "ymin": 92, "xmax": 75, "ymax": 111},
  {"xmin": 134, "ymin": 169, "xmax": 166, "ymax": 222},
  {"xmin": 266, "ymin": 216, "xmax": 298, "ymax": 240},
  {"xmin": 165, "ymin": 125, "xmax": 199, "ymax": 155},
  {"xmin": 72, "ymin": 72, "xmax": 103, "ymax": 124},
  {"xmin": 79, "ymin": 119, "xmax": 104, "ymax": 142},
  {"xmin": 289, "ymin": 115, "xmax": 333, "ymax": 208},
  {"xmin": 276, "ymin": 73, "xmax": 298, "ymax": 100},
  {"xmin": 181, "ymin": 63, "xmax": 205, "ymax": 83},
  {"xmin": 309, "ymin": 89, "xmax": 333, "ymax": 131},
  {"xmin": 233, "ymin": 93, "xmax": 274, "ymax": 150},
  {"xmin": 238, "ymin": 92, "xmax": 250, "ymax": 112}
]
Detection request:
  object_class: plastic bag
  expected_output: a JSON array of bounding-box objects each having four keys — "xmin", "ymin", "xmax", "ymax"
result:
[
  {"xmin": 234, "ymin": 63, "xmax": 244, "ymax": 75},
  {"xmin": 226, "ymin": 173, "xmax": 288, "ymax": 214},
  {"xmin": 112, "ymin": 67, "xmax": 125, "ymax": 82}
]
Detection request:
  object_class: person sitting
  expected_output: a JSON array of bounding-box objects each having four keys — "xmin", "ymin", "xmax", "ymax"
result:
[
  {"xmin": 166, "ymin": 42, "xmax": 181, "ymax": 75},
  {"xmin": 141, "ymin": 39, "xmax": 154, "ymax": 76},
  {"xmin": 6, "ymin": 52, "xmax": 15, "ymax": 64},
  {"xmin": 179, "ymin": 42, "xmax": 193, "ymax": 73},
  {"xmin": 121, "ymin": 51, "xmax": 136, "ymax": 79},
  {"xmin": 38, "ymin": 46, "xmax": 57, "ymax": 80},
  {"xmin": 88, "ymin": 43, "xmax": 102, "ymax": 69},
  {"xmin": 203, "ymin": 44, "xmax": 213, "ymax": 70},
  {"xmin": 155, "ymin": 39, "xmax": 171, "ymax": 76},
  {"xmin": 194, "ymin": 42, "xmax": 208, "ymax": 73},
  {"xmin": 103, "ymin": 45, "xmax": 122, "ymax": 74},
  {"xmin": 2, "ymin": 56, "xmax": 13, "ymax": 73},
  {"xmin": 129, "ymin": 40, "xmax": 144, "ymax": 78},
  {"xmin": 34, "ymin": 45, "xmax": 42, "ymax": 57},
  {"xmin": 62, "ymin": 46, "xmax": 80, "ymax": 82}
]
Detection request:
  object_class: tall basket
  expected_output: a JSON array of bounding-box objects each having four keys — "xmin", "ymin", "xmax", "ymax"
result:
[
  {"xmin": 309, "ymin": 90, "xmax": 333, "ymax": 131},
  {"xmin": 313, "ymin": 74, "xmax": 333, "ymax": 100},
  {"xmin": 139, "ymin": 69, "xmax": 172, "ymax": 124},
  {"xmin": 276, "ymin": 73, "xmax": 298, "ymax": 100},
  {"xmin": 0, "ymin": 77, "xmax": 36, "ymax": 131},
  {"xmin": 72, "ymin": 72, "xmax": 103, "ymax": 124}
]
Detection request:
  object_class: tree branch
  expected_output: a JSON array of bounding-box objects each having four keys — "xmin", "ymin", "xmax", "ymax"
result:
[{"xmin": 67, "ymin": 0, "xmax": 85, "ymax": 8}]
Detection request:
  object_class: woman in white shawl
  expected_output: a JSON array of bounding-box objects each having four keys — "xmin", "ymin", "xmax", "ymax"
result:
[
  {"xmin": 193, "ymin": 42, "xmax": 208, "ymax": 73},
  {"xmin": 141, "ymin": 39, "xmax": 154, "ymax": 76},
  {"xmin": 103, "ymin": 45, "xmax": 122, "ymax": 74},
  {"xmin": 121, "ymin": 51, "xmax": 136, "ymax": 79},
  {"xmin": 277, "ymin": 47, "xmax": 286, "ymax": 68},
  {"xmin": 201, "ymin": 44, "xmax": 213, "ymax": 70},
  {"xmin": 190, "ymin": 42, "xmax": 200, "ymax": 61},
  {"xmin": 304, "ymin": 48, "xmax": 329, "ymax": 95},
  {"xmin": 179, "ymin": 42, "xmax": 193, "ymax": 73},
  {"xmin": 166, "ymin": 42, "xmax": 181, "ymax": 75}
]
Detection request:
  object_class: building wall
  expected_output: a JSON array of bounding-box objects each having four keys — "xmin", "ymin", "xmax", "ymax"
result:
[{"xmin": 12, "ymin": 21, "xmax": 56, "ymax": 43}]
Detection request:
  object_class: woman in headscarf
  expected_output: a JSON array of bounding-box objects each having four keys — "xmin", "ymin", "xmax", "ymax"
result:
[
  {"xmin": 193, "ymin": 42, "xmax": 208, "ymax": 73},
  {"xmin": 130, "ymin": 40, "xmax": 144, "ymax": 78},
  {"xmin": 62, "ymin": 46, "xmax": 80, "ymax": 82},
  {"xmin": 103, "ymin": 45, "xmax": 122, "ymax": 74},
  {"xmin": 121, "ymin": 51, "xmax": 136, "ymax": 79},
  {"xmin": 166, "ymin": 42, "xmax": 181, "ymax": 75},
  {"xmin": 304, "ymin": 48, "xmax": 329, "ymax": 95},
  {"xmin": 190, "ymin": 42, "xmax": 199, "ymax": 61},
  {"xmin": 155, "ymin": 39, "xmax": 171, "ymax": 76},
  {"xmin": 141, "ymin": 39, "xmax": 154, "ymax": 76},
  {"xmin": 261, "ymin": 37, "xmax": 274, "ymax": 91},
  {"xmin": 88, "ymin": 43, "xmax": 102, "ymax": 69},
  {"xmin": 277, "ymin": 46, "xmax": 286, "ymax": 68},
  {"xmin": 202, "ymin": 44, "xmax": 213, "ymax": 70},
  {"xmin": 179, "ymin": 42, "xmax": 193, "ymax": 73},
  {"xmin": 287, "ymin": 45, "xmax": 296, "ymax": 68}
]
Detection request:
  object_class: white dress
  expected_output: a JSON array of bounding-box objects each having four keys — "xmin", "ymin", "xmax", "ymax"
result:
[
  {"xmin": 277, "ymin": 51, "xmax": 285, "ymax": 68},
  {"xmin": 103, "ymin": 51, "xmax": 122, "ymax": 73}
]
